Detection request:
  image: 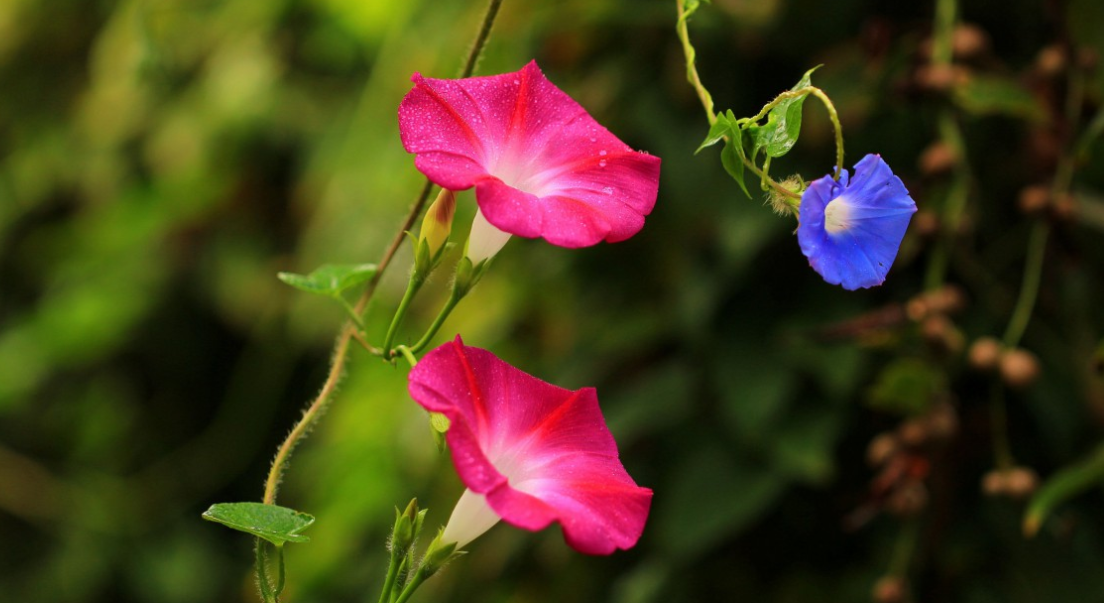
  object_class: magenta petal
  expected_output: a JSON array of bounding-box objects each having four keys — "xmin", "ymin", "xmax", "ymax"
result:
[
  {"xmin": 398, "ymin": 61, "xmax": 661, "ymax": 248},
  {"xmin": 407, "ymin": 337, "xmax": 653, "ymax": 555}
]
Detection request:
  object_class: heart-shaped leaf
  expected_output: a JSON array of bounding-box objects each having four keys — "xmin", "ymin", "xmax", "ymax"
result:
[{"xmin": 202, "ymin": 502, "xmax": 315, "ymax": 546}]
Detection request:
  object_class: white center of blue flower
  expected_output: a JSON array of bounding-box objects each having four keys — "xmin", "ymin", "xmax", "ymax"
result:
[{"xmin": 823, "ymin": 197, "xmax": 853, "ymax": 235}]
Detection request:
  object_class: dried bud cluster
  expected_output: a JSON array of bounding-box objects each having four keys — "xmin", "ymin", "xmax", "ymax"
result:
[
  {"xmin": 865, "ymin": 402, "xmax": 958, "ymax": 519},
  {"xmin": 906, "ymin": 285, "xmax": 967, "ymax": 321},
  {"xmin": 981, "ymin": 466, "xmax": 1039, "ymax": 499},
  {"xmin": 1017, "ymin": 185, "xmax": 1077, "ymax": 221},
  {"xmin": 969, "ymin": 338, "xmax": 1041, "ymax": 388}
]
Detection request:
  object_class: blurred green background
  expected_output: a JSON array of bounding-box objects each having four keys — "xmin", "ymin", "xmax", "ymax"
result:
[{"xmin": 3, "ymin": 0, "xmax": 1104, "ymax": 601}]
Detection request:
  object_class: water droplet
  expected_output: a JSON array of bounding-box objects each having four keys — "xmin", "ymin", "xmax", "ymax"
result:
[
  {"xmin": 599, "ymin": 159, "xmax": 607, "ymax": 167},
  {"xmin": 513, "ymin": 79, "xmax": 520, "ymax": 85},
  {"xmin": 602, "ymin": 186, "xmax": 613, "ymax": 195},
  {"xmin": 599, "ymin": 150, "xmax": 607, "ymax": 156},
  {"xmin": 589, "ymin": 137, "xmax": 597, "ymax": 143}
]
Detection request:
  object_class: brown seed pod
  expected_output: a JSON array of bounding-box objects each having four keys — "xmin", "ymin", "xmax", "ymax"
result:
[
  {"xmin": 953, "ymin": 23, "xmax": 990, "ymax": 59},
  {"xmin": 968, "ymin": 337, "xmax": 1003, "ymax": 372},
  {"xmin": 921, "ymin": 314, "xmax": 952, "ymax": 342},
  {"xmin": 906, "ymin": 298, "xmax": 929, "ymax": 322},
  {"xmin": 925, "ymin": 401, "xmax": 959, "ymax": 439},
  {"xmin": 981, "ymin": 469, "xmax": 1008, "ymax": 496},
  {"xmin": 1017, "ymin": 185, "xmax": 1050, "ymax": 216},
  {"xmin": 1051, "ymin": 192, "xmax": 1077, "ymax": 222},
  {"xmin": 915, "ymin": 64, "xmax": 967, "ymax": 92},
  {"xmin": 1004, "ymin": 467, "xmax": 1039, "ymax": 499},
  {"xmin": 887, "ymin": 481, "xmax": 929, "ymax": 516},
  {"xmin": 929, "ymin": 285, "xmax": 967, "ymax": 314},
  {"xmin": 897, "ymin": 418, "xmax": 929, "ymax": 448},
  {"xmin": 1000, "ymin": 348, "xmax": 1041, "ymax": 389},
  {"xmin": 919, "ymin": 141, "xmax": 956, "ymax": 176},
  {"xmin": 1035, "ymin": 44, "xmax": 1066, "ymax": 77},
  {"xmin": 913, "ymin": 211, "xmax": 941, "ymax": 237},
  {"xmin": 867, "ymin": 432, "xmax": 900, "ymax": 467}
]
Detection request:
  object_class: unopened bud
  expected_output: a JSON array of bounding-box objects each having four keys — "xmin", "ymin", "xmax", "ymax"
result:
[
  {"xmin": 420, "ymin": 189, "xmax": 456, "ymax": 258},
  {"xmin": 919, "ymin": 142, "xmax": 956, "ymax": 176},
  {"xmin": 981, "ymin": 469, "xmax": 1006, "ymax": 496},
  {"xmin": 1017, "ymin": 185, "xmax": 1049, "ymax": 216},
  {"xmin": 1000, "ymin": 348, "xmax": 1040, "ymax": 389},
  {"xmin": 968, "ymin": 337, "xmax": 1002, "ymax": 372},
  {"xmin": 1004, "ymin": 467, "xmax": 1039, "ymax": 499},
  {"xmin": 866, "ymin": 432, "xmax": 899, "ymax": 467}
]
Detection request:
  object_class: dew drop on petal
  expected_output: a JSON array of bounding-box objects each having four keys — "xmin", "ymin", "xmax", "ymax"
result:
[
  {"xmin": 599, "ymin": 159, "xmax": 607, "ymax": 167},
  {"xmin": 599, "ymin": 149, "xmax": 607, "ymax": 156},
  {"xmin": 602, "ymin": 186, "xmax": 613, "ymax": 195}
]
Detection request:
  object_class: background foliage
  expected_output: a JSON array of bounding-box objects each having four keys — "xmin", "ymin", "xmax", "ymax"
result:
[{"xmin": 2, "ymin": 0, "xmax": 1104, "ymax": 601}]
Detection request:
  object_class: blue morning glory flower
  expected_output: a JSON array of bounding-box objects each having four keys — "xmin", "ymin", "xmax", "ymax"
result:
[{"xmin": 797, "ymin": 154, "xmax": 917, "ymax": 290}]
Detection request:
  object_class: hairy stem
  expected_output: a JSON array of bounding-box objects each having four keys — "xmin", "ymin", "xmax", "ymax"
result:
[
  {"xmin": 259, "ymin": 0, "xmax": 506, "ymax": 510},
  {"xmin": 675, "ymin": 0, "xmax": 716, "ymax": 125}
]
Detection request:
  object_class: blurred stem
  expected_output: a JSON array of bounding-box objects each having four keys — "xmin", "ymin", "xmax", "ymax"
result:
[
  {"xmin": 922, "ymin": 114, "xmax": 969, "ymax": 291},
  {"xmin": 989, "ymin": 381, "xmax": 1015, "ymax": 469},
  {"xmin": 1001, "ymin": 222, "xmax": 1050, "ymax": 349},
  {"xmin": 260, "ymin": 0, "xmax": 504, "ymax": 509},
  {"xmin": 932, "ymin": 0, "xmax": 956, "ymax": 68},
  {"xmin": 410, "ymin": 287, "xmax": 465, "ymax": 355},
  {"xmin": 384, "ymin": 274, "xmax": 426, "ymax": 358},
  {"xmin": 888, "ymin": 518, "xmax": 919, "ymax": 578},
  {"xmin": 675, "ymin": 0, "xmax": 715, "ymax": 125}
]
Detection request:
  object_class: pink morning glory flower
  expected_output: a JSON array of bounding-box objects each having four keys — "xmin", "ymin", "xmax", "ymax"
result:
[
  {"xmin": 407, "ymin": 337, "xmax": 652, "ymax": 555},
  {"xmin": 797, "ymin": 154, "xmax": 917, "ymax": 290},
  {"xmin": 398, "ymin": 61, "xmax": 662, "ymax": 249}
]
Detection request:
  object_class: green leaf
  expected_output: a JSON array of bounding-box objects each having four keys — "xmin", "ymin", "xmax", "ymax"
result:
[
  {"xmin": 696, "ymin": 113, "xmax": 732, "ymax": 154},
  {"xmin": 952, "ymin": 75, "xmax": 1046, "ymax": 121},
  {"xmin": 720, "ymin": 112, "xmax": 751, "ymax": 198},
  {"xmin": 1024, "ymin": 442, "xmax": 1104, "ymax": 536},
  {"xmin": 867, "ymin": 358, "xmax": 945, "ymax": 415},
  {"xmin": 202, "ymin": 502, "xmax": 315, "ymax": 546},
  {"xmin": 753, "ymin": 66, "xmax": 820, "ymax": 158},
  {"xmin": 277, "ymin": 263, "xmax": 378, "ymax": 297}
]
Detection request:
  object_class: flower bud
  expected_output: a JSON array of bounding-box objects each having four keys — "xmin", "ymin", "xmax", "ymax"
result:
[
  {"xmin": 866, "ymin": 432, "xmax": 899, "ymax": 467},
  {"xmin": 968, "ymin": 337, "xmax": 1002, "ymax": 372},
  {"xmin": 1000, "ymin": 348, "xmax": 1040, "ymax": 389},
  {"xmin": 391, "ymin": 499, "xmax": 420, "ymax": 556},
  {"xmin": 420, "ymin": 189, "xmax": 456, "ymax": 259}
]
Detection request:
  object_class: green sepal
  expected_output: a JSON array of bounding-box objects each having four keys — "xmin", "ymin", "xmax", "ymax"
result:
[
  {"xmin": 277, "ymin": 263, "xmax": 378, "ymax": 298},
  {"xmin": 202, "ymin": 502, "xmax": 315, "ymax": 546},
  {"xmin": 752, "ymin": 65, "xmax": 820, "ymax": 159},
  {"xmin": 421, "ymin": 530, "xmax": 463, "ymax": 577},
  {"xmin": 1024, "ymin": 442, "xmax": 1104, "ymax": 536}
]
